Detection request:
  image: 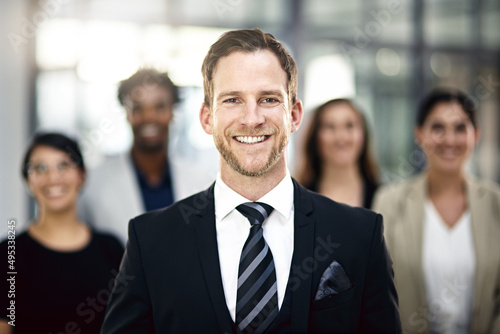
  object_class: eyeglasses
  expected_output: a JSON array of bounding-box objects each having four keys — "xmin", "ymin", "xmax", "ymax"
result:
[{"xmin": 26, "ymin": 161, "xmax": 77, "ymax": 177}]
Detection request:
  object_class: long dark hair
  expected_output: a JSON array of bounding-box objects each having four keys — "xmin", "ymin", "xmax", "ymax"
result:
[
  {"xmin": 417, "ymin": 88, "xmax": 478, "ymax": 128},
  {"xmin": 296, "ymin": 98, "xmax": 379, "ymax": 190}
]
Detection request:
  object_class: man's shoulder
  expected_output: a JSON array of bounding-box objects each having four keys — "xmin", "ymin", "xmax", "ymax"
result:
[
  {"xmin": 92, "ymin": 154, "xmax": 129, "ymax": 174},
  {"xmin": 82, "ymin": 154, "xmax": 131, "ymax": 189},
  {"xmin": 130, "ymin": 185, "xmax": 214, "ymax": 230},
  {"xmin": 79, "ymin": 154, "xmax": 133, "ymax": 203},
  {"xmin": 299, "ymin": 188, "xmax": 381, "ymax": 256},
  {"xmin": 299, "ymin": 184, "xmax": 379, "ymax": 230}
]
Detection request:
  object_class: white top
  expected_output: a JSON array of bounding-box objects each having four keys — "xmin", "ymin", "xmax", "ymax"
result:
[
  {"xmin": 422, "ymin": 200, "xmax": 475, "ymax": 334},
  {"xmin": 214, "ymin": 172, "xmax": 294, "ymax": 321}
]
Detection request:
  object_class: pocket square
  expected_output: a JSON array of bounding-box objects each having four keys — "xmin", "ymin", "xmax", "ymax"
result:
[{"xmin": 314, "ymin": 260, "xmax": 352, "ymax": 301}]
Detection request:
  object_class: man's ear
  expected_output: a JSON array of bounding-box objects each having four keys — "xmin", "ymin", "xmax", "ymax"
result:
[
  {"xmin": 200, "ymin": 103, "xmax": 213, "ymax": 135},
  {"xmin": 290, "ymin": 99, "xmax": 304, "ymax": 133},
  {"xmin": 122, "ymin": 97, "xmax": 133, "ymax": 124},
  {"xmin": 125, "ymin": 108, "xmax": 132, "ymax": 124}
]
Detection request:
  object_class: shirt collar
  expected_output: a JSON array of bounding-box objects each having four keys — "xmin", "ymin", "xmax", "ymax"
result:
[
  {"xmin": 130, "ymin": 152, "xmax": 171, "ymax": 188},
  {"xmin": 214, "ymin": 170, "xmax": 294, "ymax": 221}
]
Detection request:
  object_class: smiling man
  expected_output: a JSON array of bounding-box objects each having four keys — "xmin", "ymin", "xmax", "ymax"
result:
[
  {"xmin": 78, "ymin": 69, "xmax": 213, "ymax": 245},
  {"xmin": 101, "ymin": 29, "xmax": 401, "ymax": 334},
  {"xmin": 202, "ymin": 47, "xmax": 300, "ymax": 193}
]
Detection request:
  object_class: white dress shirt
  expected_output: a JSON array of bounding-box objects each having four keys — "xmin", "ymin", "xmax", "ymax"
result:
[
  {"xmin": 214, "ymin": 172, "xmax": 295, "ymax": 321},
  {"xmin": 422, "ymin": 200, "xmax": 475, "ymax": 334}
]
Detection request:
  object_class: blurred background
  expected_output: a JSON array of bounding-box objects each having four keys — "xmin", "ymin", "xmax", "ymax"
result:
[{"xmin": 1, "ymin": 0, "xmax": 499, "ymax": 233}]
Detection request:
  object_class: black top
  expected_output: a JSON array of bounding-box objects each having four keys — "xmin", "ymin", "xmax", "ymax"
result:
[
  {"xmin": 0, "ymin": 231, "xmax": 123, "ymax": 333},
  {"xmin": 362, "ymin": 178, "xmax": 379, "ymax": 209},
  {"xmin": 310, "ymin": 177, "xmax": 379, "ymax": 209},
  {"xmin": 132, "ymin": 156, "xmax": 174, "ymax": 211}
]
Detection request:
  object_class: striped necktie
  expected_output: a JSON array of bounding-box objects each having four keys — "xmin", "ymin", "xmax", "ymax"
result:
[{"xmin": 235, "ymin": 202, "xmax": 278, "ymax": 334}]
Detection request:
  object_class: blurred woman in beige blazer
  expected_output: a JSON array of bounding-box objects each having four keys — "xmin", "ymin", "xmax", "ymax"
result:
[{"xmin": 373, "ymin": 88, "xmax": 500, "ymax": 334}]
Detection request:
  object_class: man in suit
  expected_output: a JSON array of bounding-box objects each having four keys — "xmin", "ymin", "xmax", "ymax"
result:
[
  {"xmin": 79, "ymin": 69, "xmax": 213, "ymax": 244},
  {"xmin": 101, "ymin": 29, "xmax": 401, "ymax": 333}
]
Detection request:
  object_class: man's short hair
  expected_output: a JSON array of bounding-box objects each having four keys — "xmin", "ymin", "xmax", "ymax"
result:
[
  {"xmin": 118, "ymin": 68, "xmax": 179, "ymax": 106},
  {"xmin": 201, "ymin": 28, "xmax": 297, "ymax": 108}
]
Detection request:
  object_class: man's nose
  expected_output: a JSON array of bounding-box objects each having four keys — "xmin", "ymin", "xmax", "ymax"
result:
[
  {"xmin": 240, "ymin": 101, "xmax": 265, "ymax": 127},
  {"xmin": 142, "ymin": 107, "xmax": 157, "ymax": 122}
]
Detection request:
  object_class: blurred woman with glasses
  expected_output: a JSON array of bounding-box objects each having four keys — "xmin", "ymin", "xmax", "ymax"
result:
[
  {"xmin": 0, "ymin": 133, "xmax": 123, "ymax": 334},
  {"xmin": 373, "ymin": 88, "xmax": 500, "ymax": 333}
]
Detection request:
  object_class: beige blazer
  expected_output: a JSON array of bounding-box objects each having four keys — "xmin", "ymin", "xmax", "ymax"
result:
[
  {"xmin": 78, "ymin": 153, "xmax": 214, "ymax": 245},
  {"xmin": 373, "ymin": 173, "xmax": 500, "ymax": 334}
]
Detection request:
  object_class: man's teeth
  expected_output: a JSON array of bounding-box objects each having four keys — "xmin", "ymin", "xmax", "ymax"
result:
[
  {"xmin": 141, "ymin": 125, "xmax": 160, "ymax": 137},
  {"xmin": 235, "ymin": 136, "xmax": 266, "ymax": 144}
]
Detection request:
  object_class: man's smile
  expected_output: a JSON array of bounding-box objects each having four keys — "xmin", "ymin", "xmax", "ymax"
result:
[{"xmin": 234, "ymin": 135, "xmax": 269, "ymax": 144}]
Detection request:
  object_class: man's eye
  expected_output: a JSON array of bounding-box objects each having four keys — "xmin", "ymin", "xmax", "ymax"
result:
[
  {"xmin": 224, "ymin": 98, "xmax": 238, "ymax": 103},
  {"xmin": 263, "ymin": 98, "xmax": 277, "ymax": 103},
  {"xmin": 132, "ymin": 105, "xmax": 142, "ymax": 113}
]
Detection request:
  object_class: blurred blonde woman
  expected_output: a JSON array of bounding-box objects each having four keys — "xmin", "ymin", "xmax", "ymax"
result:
[
  {"xmin": 373, "ymin": 88, "xmax": 500, "ymax": 333},
  {"xmin": 296, "ymin": 98, "xmax": 379, "ymax": 208},
  {"xmin": 0, "ymin": 133, "xmax": 123, "ymax": 334}
]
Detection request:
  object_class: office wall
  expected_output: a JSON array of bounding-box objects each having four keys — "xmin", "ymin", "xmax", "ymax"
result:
[{"xmin": 0, "ymin": 0, "xmax": 31, "ymax": 239}]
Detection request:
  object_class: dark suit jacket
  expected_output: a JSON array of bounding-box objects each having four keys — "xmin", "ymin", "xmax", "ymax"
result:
[{"xmin": 101, "ymin": 179, "xmax": 401, "ymax": 334}]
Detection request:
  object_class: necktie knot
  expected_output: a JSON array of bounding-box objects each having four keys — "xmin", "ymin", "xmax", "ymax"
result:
[{"xmin": 236, "ymin": 202, "xmax": 274, "ymax": 227}]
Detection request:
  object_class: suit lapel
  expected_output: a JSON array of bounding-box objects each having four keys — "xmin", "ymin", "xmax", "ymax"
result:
[
  {"xmin": 192, "ymin": 184, "xmax": 234, "ymax": 334},
  {"xmin": 123, "ymin": 153, "xmax": 145, "ymax": 213},
  {"xmin": 290, "ymin": 180, "xmax": 315, "ymax": 333},
  {"xmin": 467, "ymin": 177, "xmax": 500, "ymax": 330},
  {"xmin": 404, "ymin": 175, "xmax": 427, "ymax": 305},
  {"xmin": 191, "ymin": 180, "xmax": 319, "ymax": 333}
]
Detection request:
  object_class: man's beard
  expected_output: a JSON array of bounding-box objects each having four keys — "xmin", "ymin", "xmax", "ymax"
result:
[
  {"xmin": 213, "ymin": 126, "xmax": 289, "ymax": 177},
  {"xmin": 134, "ymin": 140, "xmax": 165, "ymax": 153},
  {"xmin": 133, "ymin": 124, "xmax": 167, "ymax": 153}
]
